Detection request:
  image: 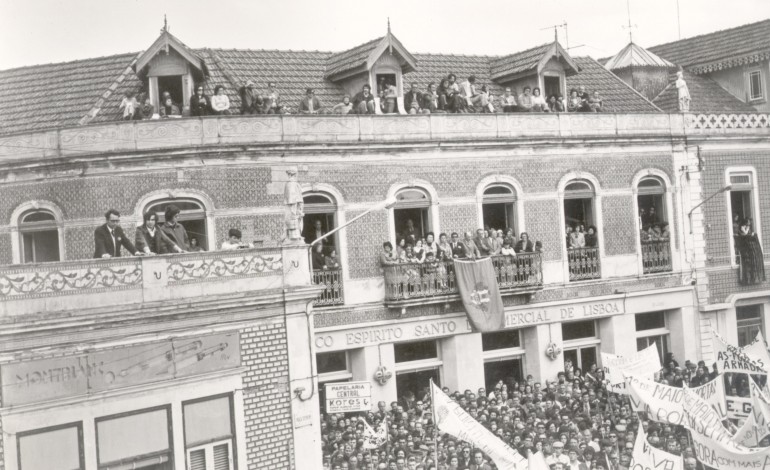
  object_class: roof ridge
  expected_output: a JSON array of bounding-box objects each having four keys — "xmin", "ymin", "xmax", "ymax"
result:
[
  {"xmin": 198, "ymin": 47, "xmax": 335, "ymax": 55},
  {"xmin": 78, "ymin": 53, "xmax": 142, "ymax": 126},
  {"xmin": 0, "ymin": 51, "xmax": 141, "ymax": 73},
  {"xmin": 581, "ymin": 56, "xmax": 663, "ymax": 112},
  {"xmin": 649, "ymin": 18, "xmax": 770, "ymax": 50},
  {"xmin": 492, "ymin": 42, "xmax": 552, "ymax": 63},
  {"xmin": 328, "ymin": 36, "xmax": 384, "ymax": 57}
]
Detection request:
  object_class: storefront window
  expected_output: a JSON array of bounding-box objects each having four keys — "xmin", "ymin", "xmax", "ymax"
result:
[
  {"xmin": 482, "ymin": 330, "xmax": 524, "ymax": 390},
  {"xmin": 96, "ymin": 406, "xmax": 172, "ymax": 470},
  {"xmin": 395, "ymin": 340, "xmax": 441, "ymax": 404},
  {"xmin": 18, "ymin": 423, "xmax": 83, "ymax": 470},
  {"xmin": 317, "ymin": 351, "xmax": 348, "ymax": 375},
  {"xmin": 737, "ymin": 304, "xmax": 763, "ymax": 347},
  {"xmin": 395, "ymin": 340, "xmax": 438, "ymax": 363},
  {"xmin": 635, "ymin": 311, "xmax": 669, "ymax": 363},
  {"xmin": 482, "ymin": 331, "xmax": 521, "ymax": 350},
  {"xmin": 562, "ymin": 320, "xmax": 599, "ymax": 371},
  {"xmin": 184, "ymin": 395, "xmax": 235, "ymax": 470}
]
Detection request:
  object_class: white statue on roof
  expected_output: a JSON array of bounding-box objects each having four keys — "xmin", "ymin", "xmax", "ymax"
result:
[{"xmin": 676, "ymin": 70, "xmax": 691, "ymax": 113}]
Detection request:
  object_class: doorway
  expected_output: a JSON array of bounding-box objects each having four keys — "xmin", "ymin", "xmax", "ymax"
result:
[
  {"xmin": 396, "ymin": 368, "xmax": 440, "ymax": 404},
  {"xmin": 158, "ymin": 76, "xmax": 184, "ymax": 105},
  {"xmin": 544, "ymin": 75, "xmax": 561, "ymax": 98}
]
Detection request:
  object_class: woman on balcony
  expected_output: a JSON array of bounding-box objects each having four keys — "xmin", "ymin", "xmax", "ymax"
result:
[
  {"xmin": 210, "ymin": 85, "xmax": 231, "ymax": 115},
  {"xmin": 735, "ymin": 218, "xmax": 766, "ymax": 285},
  {"xmin": 135, "ymin": 211, "xmax": 170, "ymax": 255},
  {"xmin": 585, "ymin": 226, "xmax": 598, "ymax": 248},
  {"xmin": 312, "ymin": 243, "xmax": 327, "ymax": 270}
]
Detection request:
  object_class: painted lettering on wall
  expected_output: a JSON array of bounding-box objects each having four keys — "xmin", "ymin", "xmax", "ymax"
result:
[
  {"xmin": 505, "ymin": 301, "xmax": 623, "ymax": 328},
  {"xmin": 314, "ymin": 318, "xmax": 472, "ymax": 351}
]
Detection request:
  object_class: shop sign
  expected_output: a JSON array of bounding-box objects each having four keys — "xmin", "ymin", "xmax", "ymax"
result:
[
  {"xmin": 315, "ymin": 317, "xmax": 472, "ymax": 351},
  {"xmin": 325, "ymin": 381, "xmax": 372, "ymax": 413},
  {"xmin": 504, "ymin": 299, "xmax": 624, "ymax": 328},
  {"xmin": 1, "ymin": 333, "xmax": 240, "ymax": 407}
]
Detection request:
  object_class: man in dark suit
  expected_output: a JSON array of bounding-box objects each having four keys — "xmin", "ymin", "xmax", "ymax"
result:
[
  {"xmin": 403, "ymin": 82, "xmax": 422, "ymax": 114},
  {"xmin": 94, "ymin": 209, "xmax": 139, "ymax": 259},
  {"xmin": 450, "ymin": 232, "xmax": 465, "ymax": 259}
]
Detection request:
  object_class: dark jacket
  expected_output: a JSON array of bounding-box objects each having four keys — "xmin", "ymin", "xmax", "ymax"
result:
[
  {"xmin": 403, "ymin": 90, "xmax": 422, "ymax": 110},
  {"xmin": 159, "ymin": 222, "xmax": 189, "ymax": 253},
  {"xmin": 239, "ymin": 87, "xmax": 262, "ymax": 114},
  {"xmin": 135, "ymin": 225, "xmax": 173, "ymax": 254},
  {"xmin": 514, "ymin": 240, "xmax": 535, "ymax": 253},
  {"xmin": 94, "ymin": 224, "xmax": 137, "ymax": 258},
  {"xmin": 190, "ymin": 94, "xmax": 210, "ymax": 116}
]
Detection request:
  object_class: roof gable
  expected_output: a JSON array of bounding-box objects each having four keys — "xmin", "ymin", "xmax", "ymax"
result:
[
  {"xmin": 648, "ymin": 19, "xmax": 770, "ymax": 74},
  {"xmin": 134, "ymin": 30, "xmax": 206, "ymax": 76},
  {"xmin": 605, "ymin": 42, "xmax": 674, "ymax": 70},
  {"xmin": 324, "ymin": 34, "xmax": 417, "ymax": 81},
  {"xmin": 567, "ymin": 57, "xmax": 661, "ymax": 113},
  {"xmin": 491, "ymin": 42, "xmax": 579, "ymax": 82}
]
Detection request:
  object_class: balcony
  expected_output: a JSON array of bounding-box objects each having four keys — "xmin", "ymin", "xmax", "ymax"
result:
[
  {"xmin": 1, "ymin": 113, "xmax": 768, "ymax": 165},
  {"xmin": 383, "ymin": 253, "xmax": 543, "ymax": 307},
  {"xmin": 0, "ymin": 247, "xmax": 314, "ymax": 319},
  {"xmin": 312, "ymin": 269, "xmax": 344, "ymax": 306},
  {"xmin": 567, "ymin": 247, "xmax": 601, "ymax": 281},
  {"xmin": 641, "ymin": 240, "xmax": 673, "ymax": 274}
]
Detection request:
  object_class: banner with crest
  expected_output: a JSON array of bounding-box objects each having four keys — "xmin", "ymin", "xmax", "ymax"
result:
[{"xmin": 454, "ymin": 258, "xmax": 505, "ymax": 332}]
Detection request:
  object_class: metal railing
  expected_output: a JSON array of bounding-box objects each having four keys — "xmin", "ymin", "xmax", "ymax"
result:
[
  {"xmin": 383, "ymin": 253, "xmax": 543, "ymax": 301},
  {"xmin": 567, "ymin": 247, "xmax": 601, "ymax": 281},
  {"xmin": 641, "ymin": 240, "xmax": 673, "ymax": 274},
  {"xmin": 312, "ymin": 269, "xmax": 344, "ymax": 306},
  {"xmin": 490, "ymin": 253, "xmax": 544, "ymax": 288}
]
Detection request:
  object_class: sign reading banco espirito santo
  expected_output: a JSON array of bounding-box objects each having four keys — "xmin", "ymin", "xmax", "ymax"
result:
[{"xmin": 325, "ymin": 381, "xmax": 372, "ymax": 413}]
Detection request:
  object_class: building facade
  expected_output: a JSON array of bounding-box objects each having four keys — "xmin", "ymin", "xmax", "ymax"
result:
[{"xmin": 0, "ymin": 21, "xmax": 769, "ymax": 470}]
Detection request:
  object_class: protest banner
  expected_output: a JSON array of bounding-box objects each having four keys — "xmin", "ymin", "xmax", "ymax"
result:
[
  {"xmin": 431, "ymin": 381, "xmax": 525, "ymax": 469},
  {"xmin": 712, "ymin": 330, "xmax": 768, "ymax": 374},
  {"xmin": 734, "ymin": 410, "xmax": 762, "ymax": 447},
  {"xmin": 602, "ymin": 344, "xmax": 661, "ymax": 394},
  {"xmin": 630, "ymin": 425, "xmax": 683, "ymax": 470},
  {"xmin": 626, "ymin": 374, "xmax": 727, "ymax": 425},
  {"xmin": 681, "ymin": 387, "xmax": 770, "ymax": 470},
  {"xmin": 743, "ymin": 332, "xmax": 770, "ymax": 370}
]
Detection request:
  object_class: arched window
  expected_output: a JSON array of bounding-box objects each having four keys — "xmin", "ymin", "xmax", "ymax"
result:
[
  {"xmin": 393, "ymin": 188, "xmax": 432, "ymax": 243},
  {"xmin": 145, "ymin": 198, "xmax": 208, "ymax": 250},
  {"xmin": 563, "ymin": 179, "xmax": 600, "ymax": 281},
  {"xmin": 482, "ymin": 184, "xmax": 517, "ymax": 233},
  {"xmin": 19, "ymin": 209, "xmax": 60, "ymax": 263},
  {"xmin": 303, "ymin": 192, "xmax": 338, "ymax": 253},
  {"xmin": 637, "ymin": 176, "xmax": 667, "ymax": 228}
]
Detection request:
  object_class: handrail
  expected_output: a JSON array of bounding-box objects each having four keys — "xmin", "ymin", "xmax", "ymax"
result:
[{"xmin": 2, "ymin": 113, "xmax": 767, "ymax": 164}]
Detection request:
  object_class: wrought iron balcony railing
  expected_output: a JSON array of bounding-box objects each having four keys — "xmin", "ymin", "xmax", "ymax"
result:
[
  {"xmin": 641, "ymin": 240, "xmax": 673, "ymax": 274},
  {"xmin": 567, "ymin": 247, "xmax": 601, "ymax": 281},
  {"xmin": 312, "ymin": 268, "xmax": 344, "ymax": 306},
  {"xmin": 383, "ymin": 253, "xmax": 543, "ymax": 302}
]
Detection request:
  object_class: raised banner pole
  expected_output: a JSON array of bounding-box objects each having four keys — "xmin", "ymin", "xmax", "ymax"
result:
[{"xmin": 430, "ymin": 379, "xmax": 439, "ymax": 468}]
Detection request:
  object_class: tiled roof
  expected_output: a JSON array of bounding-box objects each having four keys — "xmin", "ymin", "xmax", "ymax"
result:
[
  {"xmin": 0, "ymin": 38, "xmax": 670, "ymax": 135},
  {"xmin": 652, "ymin": 70, "xmax": 757, "ymax": 113},
  {"xmin": 405, "ymin": 53, "xmax": 506, "ymax": 97},
  {"xmin": 648, "ymin": 19, "xmax": 770, "ymax": 74},
  {"xmin": 605, "ymin": 42, "xmax": 674, "ymax": 70},
  {"xmin": 490, "ymin": 43, "xmax": 552, "ymax": 80},
  {"xmin": 324, "ymin": 37, "xmax": 382, "ymax": 79},
  {"xmin": 567, "ymin": 57, "xmax": 661, "ymax": 113},
  {"xmin": 0, "ymin": 52, "xmax": 140, "ymax": 135}
]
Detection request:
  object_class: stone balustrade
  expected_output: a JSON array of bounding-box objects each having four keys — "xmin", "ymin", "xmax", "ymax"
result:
[
  {"xmin": 1, "ymin": 113, "xmax": 767, "ymax": 163},
  {"xmin": 0, "ymin": 247, "xmax": 295, "ymax": 318}
]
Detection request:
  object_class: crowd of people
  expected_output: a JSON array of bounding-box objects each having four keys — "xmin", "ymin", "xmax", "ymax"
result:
[
  {"xmin": 92, "ymin": 207, "xmax": 259, "ymax": 259},
  {"xmin": 320, "ymin": 351, "xmax": 757, "ymax": 470},
  {"xmin": 116, "ymin": 75, "xmax": 606, "ymax": 120}
]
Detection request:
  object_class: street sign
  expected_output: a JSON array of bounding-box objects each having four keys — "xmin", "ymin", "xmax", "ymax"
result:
[{"xmin": 325, "ymin": 381, "xmax": 372, "ymax": 413}]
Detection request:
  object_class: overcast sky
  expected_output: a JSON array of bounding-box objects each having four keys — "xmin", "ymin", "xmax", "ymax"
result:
[{"xmin": 1, "ymin": 0, "xmax": 768, "ymax": 69}]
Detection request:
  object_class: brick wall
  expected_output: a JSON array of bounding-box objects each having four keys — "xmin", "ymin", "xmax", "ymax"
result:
[
  {"xmin": 240, "ymin": 320, "xmax": 292, "ymax": 470},
  {"xmin": 701, "ymin": 151, "xmax": 770, "ymax": 268},
  {"xmin": 708, "ymin": 268, "xmax": 770, "ymax": 304},
  {"xmin": 602, "ymin": 195, "xmax": 636, "ymax": 256},
  {"xmin": 346, "ymin": 210, "xmax": 388, "ymax": 279},
  {"xmin": 524, "ymin": 199, "xmax": 562, "ymax": 261},
  {"xmin": 0, "ymin": 232, "xmax": 11, "ymax": 265},
  {"xmin": 439, "ymin": 204, "xmax": 478, "ymax": 235}
]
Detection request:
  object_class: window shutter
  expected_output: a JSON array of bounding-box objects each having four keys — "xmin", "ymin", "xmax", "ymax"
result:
[
  {"xmin": 189, "ymin": 448, "xmax": 207, "ymax": 470},
  {"xmin": 213, "ymin": 443, "xmax": 230, "ymax": 470}
]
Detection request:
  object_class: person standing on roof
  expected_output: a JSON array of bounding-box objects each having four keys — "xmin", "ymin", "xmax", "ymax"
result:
[{"xmin": 239, "ymin": 80, "xmax": 262, "ymax": 114}]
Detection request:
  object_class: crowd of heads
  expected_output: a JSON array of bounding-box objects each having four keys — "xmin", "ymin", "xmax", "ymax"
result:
[
  {"xmin": 117, "ymin": 75, "xmax": 606, "ymax": 120},
  {"xmin": 638, "ymin": 207, "xmax": 671, "ymax": 243},
  {"xmin": 380, "ymin": 219, "xmax": 543, "ymax": 268},
  {"xmin": 320, "ymin": 351, "xmax": 749, "ymax": 470}
]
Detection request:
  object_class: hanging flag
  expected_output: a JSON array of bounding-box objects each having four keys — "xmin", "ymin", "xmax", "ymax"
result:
[
  {"xmin": 734, "ymin": 407, "xmax": 761, "ymax": 447},
  {"xmin": 602, "ymin": 344, "xmax": 661, "ymax": 394},
  {"xmin": 453, "ymin": 258, "xmax": 505, "ymax": 332},
  {"xmin": 630, "ymin": 425, "xmax": 683, "ymax": 470},
  {"xmin": 430, "ymin": 381, "xmax": 525, "ymax": 469},
  {"xmin": 712, "ymin": 330, "xmax": 767, "ymax": 374},
  {"xmin": 359, "ymin": 417, "xmax": 388, "ymax": 449}
]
